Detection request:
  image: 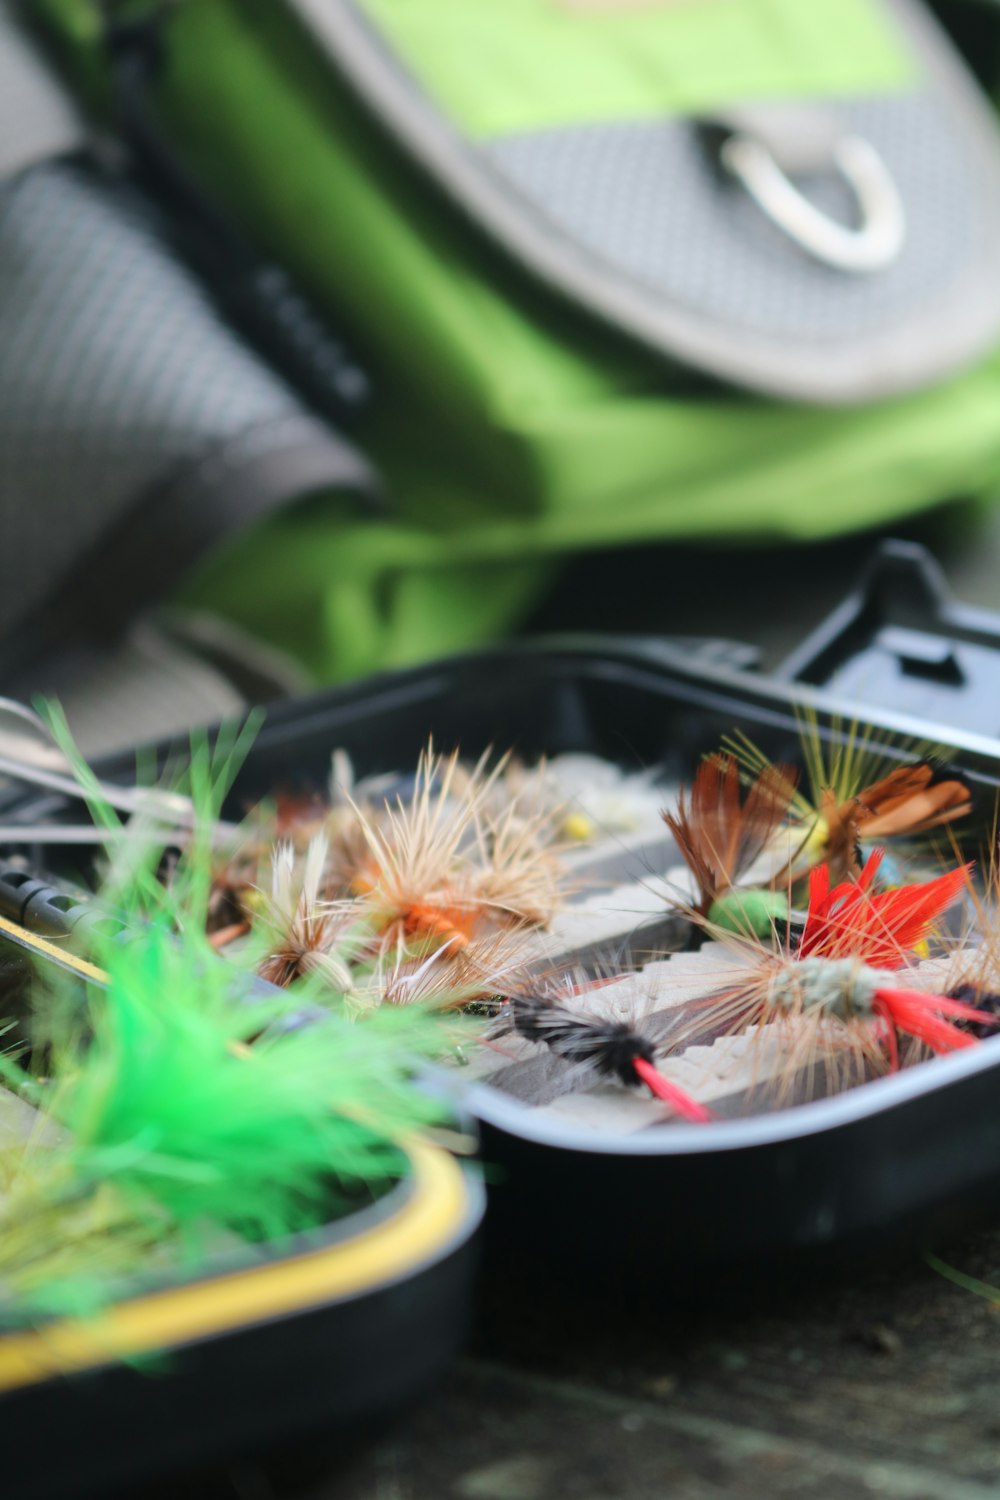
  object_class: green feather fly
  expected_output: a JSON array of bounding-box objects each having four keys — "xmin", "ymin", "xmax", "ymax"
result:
[
  {"xmin": 0, "ymin": 917, "xmax": 448, "ymax": 1322},
  {"xmin": 0, "ymin": 704, "xmax": 455, "ymax": 1324},
  {"xmin": 0, "ymin": 705, "xmax": 473, "ymax": 1327}
]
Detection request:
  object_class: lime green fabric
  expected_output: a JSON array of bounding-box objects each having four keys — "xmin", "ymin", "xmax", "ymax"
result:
[
  {"xmin": 29, "ymin": 0, "xmax": 1000, "ymax": 684},
  {"xmin": 356, "ymin": 0, "xmax": 913, "ymax": 138},
  {"xmin": 180, "ymin": 359, "xmax": 1000, "ymax": 680}
]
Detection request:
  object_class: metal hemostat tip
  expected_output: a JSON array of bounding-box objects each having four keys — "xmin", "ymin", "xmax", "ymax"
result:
[
  {"xmin": 0, "ymin": 697, "xmax": 241, "ymax": 836},
  {"xmin": 0, "ymin": 822, "xmax": 237, "ymax": 850}
]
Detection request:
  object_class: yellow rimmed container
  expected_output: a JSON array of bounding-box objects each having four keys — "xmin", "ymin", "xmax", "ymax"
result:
[{"xmin": 0, "ymin": 1141, "xmax": 482, "ymax": 1500}]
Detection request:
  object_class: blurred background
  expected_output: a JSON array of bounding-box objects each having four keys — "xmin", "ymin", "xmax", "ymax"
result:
[{"xmin": 4, "ymin": 0, "xmax": 1000, "ymax": 757}]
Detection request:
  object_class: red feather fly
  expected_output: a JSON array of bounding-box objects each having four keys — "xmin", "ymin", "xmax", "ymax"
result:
[
  {"xmin": 799, "ymin": 851, "xmax": 971, "ymax": 967},
  {"xmin": 505, "ymin": 852, "xmax": 987, "ymax": 1127},
  {"xmin": 795, "ymin": 849, "xmax": 984, "ymax": 1057},
  {"xmin": 653, "ymin": 851, "xmax": 992, "ymax": 1116}
]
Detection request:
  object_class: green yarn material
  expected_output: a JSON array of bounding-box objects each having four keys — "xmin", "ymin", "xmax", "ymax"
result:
[{"xmin": 708, "ymin": 887, "xmax": 789, "ymax": 938}]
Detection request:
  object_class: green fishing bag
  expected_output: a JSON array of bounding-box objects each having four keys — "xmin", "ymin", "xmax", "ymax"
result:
[{"xmin": 29, "ymin": 0, "xmax": 1000, "ymax": 683}]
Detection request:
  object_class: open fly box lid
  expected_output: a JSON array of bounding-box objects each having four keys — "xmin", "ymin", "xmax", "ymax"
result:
[
  {"xmin": 8, "ymin": 541, "xmax": 1000, "ymax": 1289},
  {"xmin": 0, "ymin": 1140, "xmax": 483, "ymax": 1500}
]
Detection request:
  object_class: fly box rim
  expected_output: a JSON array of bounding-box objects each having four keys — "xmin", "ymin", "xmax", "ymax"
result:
[{"xmin": 466, "ymin": 1035, "xmax": 1000, "ymax": 1158}]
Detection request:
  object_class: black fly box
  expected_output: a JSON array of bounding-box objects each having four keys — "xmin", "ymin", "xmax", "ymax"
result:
[
  {"xmin": 19, "ymin": 540, "xmax": 992, "ymax": 1278},
  {"xmin": 2, "ymin": 536, "xmax": 1000, "ymax": 1498}
]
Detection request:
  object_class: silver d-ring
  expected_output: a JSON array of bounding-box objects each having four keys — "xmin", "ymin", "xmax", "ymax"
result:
[{"xmin": 720, "ymin": 133, "xmax": 906, "ymax": 274}]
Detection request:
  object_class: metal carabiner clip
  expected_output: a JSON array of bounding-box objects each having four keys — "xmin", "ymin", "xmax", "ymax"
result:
[{"xmin": 721, "ymin": 131, "xmax": 906, "ymax": 275}]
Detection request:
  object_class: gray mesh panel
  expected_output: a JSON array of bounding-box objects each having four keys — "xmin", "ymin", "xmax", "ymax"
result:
[
  {"xmin": 0, "ymin": 162, "xmax": 350, "ymax": 638},
  {"xmin": 483, "ymin": 96, "xmax": 980, "ymax": 343}
]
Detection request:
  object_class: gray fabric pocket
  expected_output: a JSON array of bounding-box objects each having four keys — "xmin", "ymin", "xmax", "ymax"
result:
[
  {"xmin": 0, "ymin": 158, "xmax": 374, "ymax": 677},
  {"xmin": 290, "ymin": 0, "xmax": 1000, "ymax": 403}
]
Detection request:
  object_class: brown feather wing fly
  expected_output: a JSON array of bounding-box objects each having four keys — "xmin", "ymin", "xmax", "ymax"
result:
[
  {"xmin": 663, "ymin": 755, "xmax": 799, "ymax": 917},
  {"xmin": 822, "ymin": 761, "xmax": 973, "ymax": 874}
]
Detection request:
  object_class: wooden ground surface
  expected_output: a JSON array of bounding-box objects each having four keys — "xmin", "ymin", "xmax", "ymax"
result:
[
  {"xmin": 162, "ymin": 1223, "xmax": 1000, "ymax": 1500},
  {"xmin": 365, "ymin": 1239, "xmax": 1000, "ymax": 1500}
]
